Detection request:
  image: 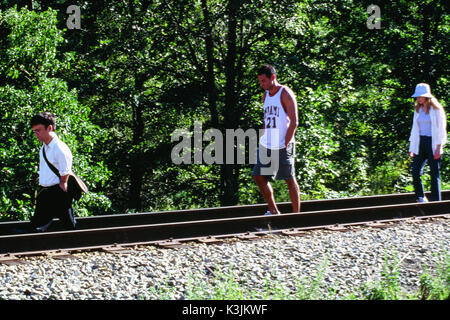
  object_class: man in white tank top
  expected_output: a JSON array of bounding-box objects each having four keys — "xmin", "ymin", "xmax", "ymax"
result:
[{"xmin": 253, "ymin": 64, "xmax": 301, "ymax": 214}]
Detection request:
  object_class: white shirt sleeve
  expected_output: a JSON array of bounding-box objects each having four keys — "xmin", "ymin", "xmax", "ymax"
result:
[
  {"xmin": 54, "ymin": 141, "xmax": 73, "ymax": 177},
  {"xmin": 437, "ymin": 108, "xmax": 448, "ymax": 146}
]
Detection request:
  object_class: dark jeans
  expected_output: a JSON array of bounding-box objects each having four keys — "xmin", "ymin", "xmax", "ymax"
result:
[
  {"xmin": 30, "ymin": 185, "xmax": 77, "ymax": 231},
  {"xmin": 411, "ymin": 136, "xmax": 441, "ymax": 201}
]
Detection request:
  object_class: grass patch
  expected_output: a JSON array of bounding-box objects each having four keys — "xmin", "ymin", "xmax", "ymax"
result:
[{"xmin": 148, "ymin": 249, "xmax": 449, "ymax": 300}]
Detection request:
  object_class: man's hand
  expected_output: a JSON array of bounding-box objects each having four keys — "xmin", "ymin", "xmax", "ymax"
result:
[{"xmin": 59, "ymin": 175, "xmax": 69, "ymax": 192}]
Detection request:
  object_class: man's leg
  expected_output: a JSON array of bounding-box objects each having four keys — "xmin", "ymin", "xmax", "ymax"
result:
[
  {"xmin": 253, "ymin": 175, "xmax": 279, "ymax": 214},
  {"xmin": 55, "ymin": 188, "xmax": 77, "ymax": 230},
  {"xmin": 30, "ymin": 187, "xmax": 55, "ymax": 231},
  {"xmin": 277, "ymin": 143, "xmax": 299, "ymax": 213},
  {"xmin": 253, "ymin": 145, "xmax": 279, "ymax": 214},
  {"xmin": 285, "ymin": 178, "xmax": 300, "ymax": 212}
]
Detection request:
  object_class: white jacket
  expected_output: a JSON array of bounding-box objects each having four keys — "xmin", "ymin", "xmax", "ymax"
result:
[{"xmin": 409, "ymin": 107, "xmax": 447, "ymax": 155}]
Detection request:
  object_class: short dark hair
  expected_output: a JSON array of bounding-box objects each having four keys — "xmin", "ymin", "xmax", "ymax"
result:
[
  {"xmin": 30, "ymin": 112, "xmax": 56, "ymax": 129},
  {"xmin": 257, "ymin": 64, "xmax": 276, "ymax": 79}
]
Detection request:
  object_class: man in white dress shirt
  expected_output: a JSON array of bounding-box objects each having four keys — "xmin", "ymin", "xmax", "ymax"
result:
[{"xmin": 27, "ymin": 112, "xmax": 77, "ymax": 232}]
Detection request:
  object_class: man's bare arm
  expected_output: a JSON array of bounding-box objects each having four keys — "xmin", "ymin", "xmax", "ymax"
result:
[{"xmin": 281, "ymin": 88, "xmax": 298, "ymax": 147}]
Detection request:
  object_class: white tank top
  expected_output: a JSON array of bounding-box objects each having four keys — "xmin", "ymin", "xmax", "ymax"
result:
[{"xmin": 259, "ymin": 87, "xmax": 289, "ymax": 149}]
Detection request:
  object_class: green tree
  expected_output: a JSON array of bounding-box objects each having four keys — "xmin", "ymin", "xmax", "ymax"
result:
[
  {"xmin": 1, "ymin": 1, "xmax": 448, "ymax": 217},
  {"xmin": 0, "ymin": 7, "xmax": 111, "ymax": 220}
]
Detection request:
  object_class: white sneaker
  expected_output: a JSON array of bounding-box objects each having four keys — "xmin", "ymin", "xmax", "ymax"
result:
[
  {"xmin": 417, "ymin": 196, "xmax": 428, "ymax": 203},
  {"xmin": 264, "ymin": 211, "xmax": 280, "ymax": 216}
]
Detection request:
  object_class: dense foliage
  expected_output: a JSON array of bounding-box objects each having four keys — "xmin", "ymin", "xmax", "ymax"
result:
[{"xmin": 0, "ymin": 0, "xmax": 448, "ymax": 220}]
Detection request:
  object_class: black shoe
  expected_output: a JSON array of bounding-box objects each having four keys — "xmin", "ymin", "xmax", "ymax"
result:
[
  {"xmin": 34, "ymin": 226, "xmax": 48, "ymax": 232},
  {"xmin": 32, "ymin": 220, "xmax": 53, "ymax": 233},
  {"xmin": 13, "ymin": 226, "xmax": 49, "ymax": 234}
]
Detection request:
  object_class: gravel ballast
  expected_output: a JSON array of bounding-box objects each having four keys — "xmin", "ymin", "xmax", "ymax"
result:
[{"xmin": 0, "ymin": 218, "xmax": 448, "ymax": 300}]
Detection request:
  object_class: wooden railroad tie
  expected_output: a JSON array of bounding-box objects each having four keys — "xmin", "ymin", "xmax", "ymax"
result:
[
  {"xmin": 155, "ymin": 238, "xmax": 185, "ymax": 249},
  {"xmin": 325, "ymin": 224, "xmax": 349, "ymax": 232},
  {"xmin": 365, "ymin": 221, "xmax": 390, "ymax": 228},
  {"xmin": 196, "ymin": 236, "xmax": 223, "ymax": 245},
  {"xmin": 0, "ymin": 253, "xmax": 28, "ymax": 265},
  {"xmin": 237, "ymin": 232, "xmax": 260, "ymax": 241},
  {"xmin": 281, "ymin": 228, "xmax": 307, "ymax": 236},
  {"xmin": 46, "ymin": 250, "xmax": 78, "ymax": 260},
  {"xmin": 102, "ymin": 244, "xmax": 133, "ymax": 254}
]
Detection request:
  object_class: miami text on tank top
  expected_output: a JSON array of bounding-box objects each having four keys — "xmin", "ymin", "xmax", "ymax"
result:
[{"xmin": 259, "ymin": 86, "xmax": 290, "ymax": 149}]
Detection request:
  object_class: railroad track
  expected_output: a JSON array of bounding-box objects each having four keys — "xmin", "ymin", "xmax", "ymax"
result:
[{"xmin": 0, "ymin": 191, "xmax": 449, "ymax": 260}]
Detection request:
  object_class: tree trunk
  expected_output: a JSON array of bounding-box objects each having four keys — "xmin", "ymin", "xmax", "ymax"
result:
[
  {"xmin": 127, "ymin": 0, "xmax": 145, "ymax": 211},
  {"xmin": 128, "ymin": 94, "xmax": 145, "ymax": 211},
  {"xmin": 200, "ymin": 0, "xmax": 219, "ymax": 128},
  {"xmin": 220, "ymin": 0, "xmax": 240, "ymax": 206}
]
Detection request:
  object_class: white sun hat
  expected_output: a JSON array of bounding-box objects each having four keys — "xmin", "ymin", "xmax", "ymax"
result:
[{"xmin": 411, "ymin": 83, "xmax": 433, "ymax": 98}]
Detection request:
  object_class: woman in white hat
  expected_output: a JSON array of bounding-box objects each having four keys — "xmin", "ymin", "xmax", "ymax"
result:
[{"xmin": 409, "ymin": 83, "xmax": 447, "ymax": 202}]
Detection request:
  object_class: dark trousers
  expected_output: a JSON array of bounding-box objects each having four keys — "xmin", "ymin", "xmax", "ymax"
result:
[
  {"xmin": 30, "ymin": 185, "xmax": 77, "ymax": 231},
  {"xmin": 411, "ymin": 136, "xmax": 441, "ymax": 201}
]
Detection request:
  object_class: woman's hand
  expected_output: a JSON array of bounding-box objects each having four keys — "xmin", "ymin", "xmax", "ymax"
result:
[
  {"xmin": 434, "ymin": 150, "xmax": 442, "ymax": 160},
  {"xmin": 409, "ymin": 152, "xmax": 415, "ymax": 158},
  {"xmin": 434, "ymin": 145, "xmax": 442, "ymax": 160}
]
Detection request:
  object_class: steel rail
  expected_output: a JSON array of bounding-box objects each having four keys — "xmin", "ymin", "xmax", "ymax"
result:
[
  {"xmin": 2, "ymin": 213, "xmax": 448, "ymax": 259},
  {"xmin": 1, "ymin": 190, "xmax": 449, "ymax": 235},
  {"xmin": 0, "ymin": 200, "xmax": 449, "ymax": 255}
]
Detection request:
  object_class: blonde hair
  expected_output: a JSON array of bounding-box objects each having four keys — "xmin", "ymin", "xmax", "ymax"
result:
[
  {"xmin": 414, "ymin": 95, "xmax": 444, "ymax": 114},
  {"xmin": 432, "ymin": 97, "xmax": 448, "ymax": 133},
  {"xmin": 415, "ymin": 96, "xmax": 447, "ymax": 134}
]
